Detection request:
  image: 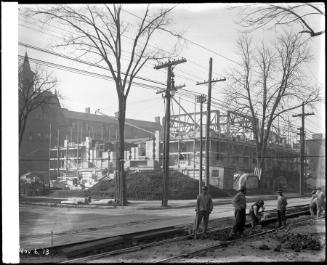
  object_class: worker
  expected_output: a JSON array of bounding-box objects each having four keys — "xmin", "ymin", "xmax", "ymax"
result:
[
  {"xmin": 194, "ymin": 185, "xmax": 213, "ymax": 239},
  {"xmin": 316, "ymin": 187, "xmax": 325, "ymax": 218},
  {"xmin": 249, "ymin": 200, "xmax": 265, "ymax": 228},
  {"xmin": 309, "ymin": 189, "xmax": 317, "ymax": 217},
  {"xmin": 276, "ymin": 189, "xmax": 288, "ymax": 228},
  {"xmin": 229, "ymin": 186, "xmax": 247, "ymax": 238}
]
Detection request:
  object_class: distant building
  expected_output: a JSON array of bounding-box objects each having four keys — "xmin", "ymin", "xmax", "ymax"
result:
[
  {"xmin": 19, "ymin": 53, "xmax": 64, "ymax": 175},
  {"xmin": 19, "ymin": 53, "xmax": 162, "ymax": 177},
  {"xmin": 49, "ymin": 132, "xmax": 160, "ymax": 190},
  {"xmin": 305, "ymin": 136, "xmax": 325, "ymax": 188}
]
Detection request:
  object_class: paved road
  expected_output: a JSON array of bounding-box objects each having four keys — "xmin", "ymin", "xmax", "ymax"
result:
[{"xmin": 20, "ymin": 195, "xmax": 311, "ymax": 250}]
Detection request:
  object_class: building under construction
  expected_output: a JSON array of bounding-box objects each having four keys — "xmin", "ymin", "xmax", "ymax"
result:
[
  {"xmin": 49, "ymin": 104, "xmax": 305, "ymax": 192},
  {"xmin": 166, "ymin": 108, "xmax": 301, "ymax": 191},
  {"xmin": 49, "ymin": 132, "xmax": 161, "ymax": 190}
]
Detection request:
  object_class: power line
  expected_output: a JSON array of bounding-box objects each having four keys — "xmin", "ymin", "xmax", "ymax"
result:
[
  {"xmin": 175, "ymin": 89, "xmax": 318, "ymax": 136},
  {"xmin": 19, "ymin": 12, "xmax": 216, "ymax": 78},
  {"xmin": 18, "ymin": 44, "xmax": 320, "ymax": 136},
  {"xmin": 19, "ymin": 42, "xmax": 167, "ymax": 87},
  {"xmin": 122, "ymin": 7, "xmax": 241, "ymax": 66},
  {"xmin": 19, "ymin": 22, "xmax": 206, "ymax": 87},
  {"xmin": 18, "ymin": 55, "xmax": 164, "ymax": 92}
]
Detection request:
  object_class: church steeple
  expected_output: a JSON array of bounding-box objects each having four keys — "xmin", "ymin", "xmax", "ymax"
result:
[
  {"xmin": 20, "ymin": 52, "xmax": 35, "ymax": 94},
  {"xmin": 23, "ymin": 52, "xmax": 32, "ymax": 72}
]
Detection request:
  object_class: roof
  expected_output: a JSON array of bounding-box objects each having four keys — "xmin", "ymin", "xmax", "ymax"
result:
[
  {"xmin": 61, "ymin": 109, "xmax": 161, "ymax": 130},
  {"xmin": 125, "ymin": 137, "xmax": 152, "ymax": 144}
]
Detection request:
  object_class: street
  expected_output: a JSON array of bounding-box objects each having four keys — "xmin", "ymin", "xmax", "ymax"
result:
[{"xmin": 20, "ymin": 195, "xmax": 311, "ymax": 250}]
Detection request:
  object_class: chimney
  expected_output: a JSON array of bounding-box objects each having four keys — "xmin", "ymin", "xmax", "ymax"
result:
[
  {"xmin": 85, "ymin": 107, "xmax": 90, "ymax": 114},
  {"xmin": 155, "ymin": 116, "xmax": 160, "ymax": 125}
]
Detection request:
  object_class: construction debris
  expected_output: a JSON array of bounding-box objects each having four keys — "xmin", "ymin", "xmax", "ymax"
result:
[{"xmin": 274, "ymin": 232, "xmax": 323, "ymax": 252}]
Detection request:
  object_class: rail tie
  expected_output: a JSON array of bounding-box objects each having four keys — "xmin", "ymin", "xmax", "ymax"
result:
[{"xmin": 156, "ymin": 215, "xmax": 323, "ymax": 263}]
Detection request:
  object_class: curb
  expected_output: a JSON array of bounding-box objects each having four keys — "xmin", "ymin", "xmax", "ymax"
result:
[
  {"xmin": 19, "ymin": 201, "xmax": 117, "ymax": 209},
  {"xmin": 20, "ymin": 194, "xmax": 309, "ymax": 210}
]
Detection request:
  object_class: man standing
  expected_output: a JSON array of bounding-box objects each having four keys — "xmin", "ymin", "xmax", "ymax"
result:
[
  {"xmin": 309, "ymin": 189, "xmax": 317, "ymax": 217},
  {"xmin": 276, "ymin": 189, "xmax": 288, "ymax": 228},
  {"xmin": 230, "ymin": 186, "xmax": 247, "ymax": 238},
  {"xmin": 316, "ymin": 187, "xmax": 325, "ymax": 218},
  {"xmin": 249, "ymin": 200, "xmax": 265, "ymax": 228},
  {"xmin": 194, "ymin": 186, "xmax": 213, "ymax": 239}
]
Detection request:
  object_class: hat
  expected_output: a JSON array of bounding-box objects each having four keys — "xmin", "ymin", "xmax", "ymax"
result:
[
  {"xmin": 276, "ymin": 190, "xmax": 283, "ymax": 194},
  {"xmin": 258, "ymin": 200, "xmax": 264, "ymax": 206},
  {"xmin": 240, "ymin": 186, "xmax": 246, "ymax": 192},
  {"xmin": 311, "ymin": 190, "xmax": 317, "ymax": 194},
  {"xmin": 202, "ymin": 186, "xmax": 208, "ymax": 190}
]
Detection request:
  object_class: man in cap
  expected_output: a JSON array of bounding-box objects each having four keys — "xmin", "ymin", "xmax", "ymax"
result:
[
  {"xmin": 249, "ymin": 200, "xmax": 265, "ymax": 228},
  {"xmin": 276, "ymin": 189, "xmax": 287, "ymax": 227},
  {"xmin": 194, "ymin": 185, "xmax": 213, "ymax": 239},
  {"xmin": 230, "ymin": 186, "xmax": 247, "ymax": 238}
]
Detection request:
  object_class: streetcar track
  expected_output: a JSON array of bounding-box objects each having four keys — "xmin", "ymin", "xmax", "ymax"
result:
[
  {"xmin": 59, "ymin": 204, "xmax": 310, "ymax": 263},
  {"xmin": 156, "ymin": 215, "xmax": 323, "ymax": 263},
  {"xmin": 21, "ymin": 202, "xmax": 305, "ymax": 241}
]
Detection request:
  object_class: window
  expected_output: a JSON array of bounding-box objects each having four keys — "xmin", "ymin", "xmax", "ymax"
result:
[{"xmin": 211, "ymin": 169, "xmax": 219, "ymax": 177}]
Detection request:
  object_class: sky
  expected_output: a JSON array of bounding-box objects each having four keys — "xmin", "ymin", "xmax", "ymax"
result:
[{"xmin": 17, "ymin": 3, "xmax": 325, "ymax": 140}]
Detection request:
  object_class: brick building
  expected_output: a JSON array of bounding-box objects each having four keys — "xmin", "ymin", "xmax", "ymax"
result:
[{"xmin": 19, "ymin": 53, "xmax": 161, "ymax": 176}]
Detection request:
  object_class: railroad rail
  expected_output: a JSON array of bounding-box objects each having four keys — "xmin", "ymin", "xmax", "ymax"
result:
[
  {"xmin": 156, "ymin": 210, "xmax": 319, "ymax": 263},
  {"xmin": 58, "ymin": 204, "xmax": 311, "ymax": 263}
]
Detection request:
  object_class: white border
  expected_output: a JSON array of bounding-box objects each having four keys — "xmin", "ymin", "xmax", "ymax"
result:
[{"xmin": 2, "ymin": 2, "xmax": 19, "ymax": 263}]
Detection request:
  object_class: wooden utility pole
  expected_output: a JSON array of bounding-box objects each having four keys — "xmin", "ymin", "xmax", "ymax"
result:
[
  {"xmin": 292, "ymin": 102, "xmax": 314, "ymax": 195},
  {"xmin": 196, "ymin": 94, "xmax": 206, "ymax": 193},
  {"xmin": 49, "ymin": 123, "xmax": 52, "ymax": 187},
  {"xmin": 154, "ymin": 58, "xmax": 187, "ymax": 207},
  {"xmin": 196, "ymin": 58, "xmax": 226, "ymax": 190},
  {"xmin": 66, "ymin": 136, "xmax": 69, "ymax": 174},
  {"xmin": 57, "ymin": 128, "xmax": 60, "ymax": 179},
  {"xmin": 193, "ymin": 96, "xmax": 197, "ymax": 180}
]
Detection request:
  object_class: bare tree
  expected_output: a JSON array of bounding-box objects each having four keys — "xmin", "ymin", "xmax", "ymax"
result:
[
  {"xmin": 237, "ymin": 3, "xmax": 325, "ymax": 37},
  {"xmin": 19, "ymin": 56, "xmax": 57, "ymax": 149},
  {"xmin": 29, "ymin": 4, "xmax": 176, "ymax": 205},
  {"xmin": 224, "ymin": 32, "xmax": 320, "ymax": 190}
]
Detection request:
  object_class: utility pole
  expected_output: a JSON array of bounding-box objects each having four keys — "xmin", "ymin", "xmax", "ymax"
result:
[
  {"xmin": 154, "ymin": 58, "xmax": 187, "ymax": 207},
  {"xmin": 292, "ymin": 102, "xmax": 314, "ymax": 196},
  {"xmin": 196, "ymin": 58, "xmax": 226, "ymax": 190},
  {"xmin": 57, "ymin": 128, "xmax": 60, "ymax": 179},
  {"xmin": 193, "ymin": 96, "xmax": 197, "ymax": 180},
  {"xmin": 196, "ymin": 94, "xmax": 206, "ymax": 194}
]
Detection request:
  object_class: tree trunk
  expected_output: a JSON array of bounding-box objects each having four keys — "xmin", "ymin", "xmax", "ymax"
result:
[
  {"xmin": 19, "ymin": 114, "xmax": 28, "ymax": 150},
  {"xmin": 118, "ymin": 98, "xmax": 127, "ymax": 206},
  {"xmin": 257, "ymin": 157, "xmax": 266, "ymax": 192},
  {"xmin": 256, "ymin": 143, "xmax": 266, "ymax": 192}
]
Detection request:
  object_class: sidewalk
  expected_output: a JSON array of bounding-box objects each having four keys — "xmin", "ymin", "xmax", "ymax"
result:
[{"xmin": 20, "ymin": 193, "xmax": 307, "ymax": 210}]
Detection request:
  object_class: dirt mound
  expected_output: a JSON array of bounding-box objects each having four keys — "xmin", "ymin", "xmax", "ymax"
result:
[
  {"xmin": 274, "ymin": 232, "xmax": 323, "ymax": 252},
  {"xmin": 87, "ymin": 170, "xmax": 231, "ymax": 200}
]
